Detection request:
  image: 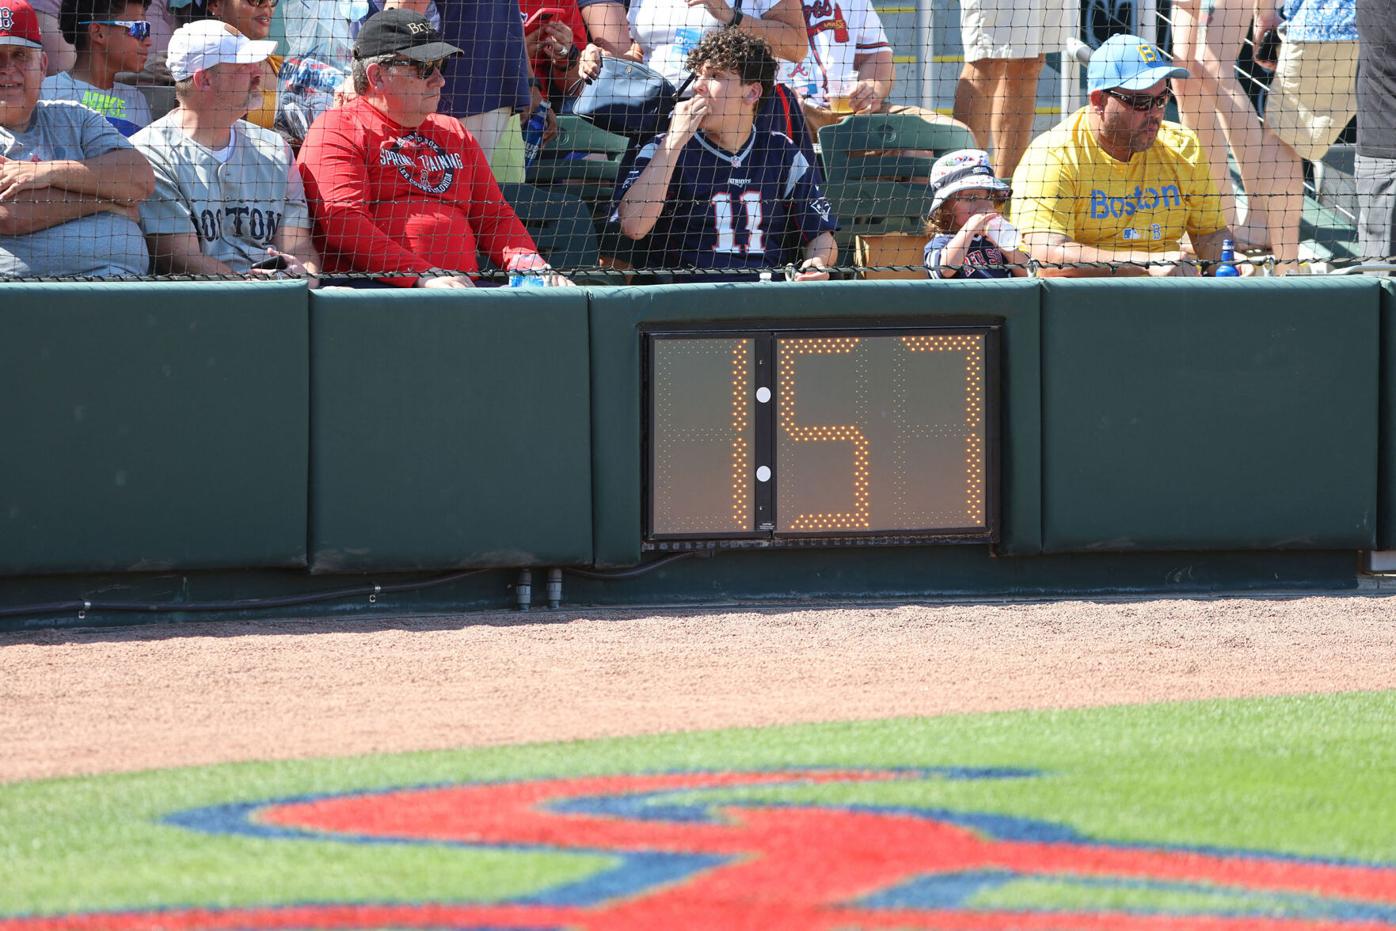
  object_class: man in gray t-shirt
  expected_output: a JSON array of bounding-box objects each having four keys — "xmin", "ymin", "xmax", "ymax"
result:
[
  {"xmin": 132, "ymin": 20, "xmax": 319, "ymax": 279},
  {"xmin": 1, "ymin": 0, "xmax": 153, "ymax": 278}
]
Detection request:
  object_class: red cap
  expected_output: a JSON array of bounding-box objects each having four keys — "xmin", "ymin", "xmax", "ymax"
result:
[{"xmin": 0, "ymin": 0, "xmax": 43, "ymax": 50}]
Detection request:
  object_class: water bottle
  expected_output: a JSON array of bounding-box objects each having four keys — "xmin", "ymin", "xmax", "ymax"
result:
[
  {"xmin": 1214, "ymin": 238, "xmax": 1240, "ymax": 277},
  {"xmin": 508, "ymin": 271, "xmax": 548, "ymax": 287},
  {"xmin": 522, "ymin": 99, "xmax": 551, "ymax": 169}
]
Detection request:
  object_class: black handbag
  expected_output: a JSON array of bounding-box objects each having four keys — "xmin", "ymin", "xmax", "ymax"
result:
[{"xmin": 573, "ymin": 56, "xmax": 694, "ymax": 140}]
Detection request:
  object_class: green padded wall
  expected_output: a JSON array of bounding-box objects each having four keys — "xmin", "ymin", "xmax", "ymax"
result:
[
  {"xmin": 309, "ymin": 288, "xmax": 592, "ymax": 572},
  {"xmin": 1380, "ymin": 280, "xmax": 1396, "ymax": 550},
  {"xmin": 1042, "ymin": 278, "xmax": 1381, "ymax": 553},
  {"xmin": 588, "ymin": 279, "xmax": 1043, "ymax": 567},
  {"xmin": 0, "ymin": 282, "xmax": 309, "ymax": 573}
]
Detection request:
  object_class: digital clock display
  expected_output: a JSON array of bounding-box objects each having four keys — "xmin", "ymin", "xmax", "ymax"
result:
[{"xmin": 646, "ymin": 325, "xmax": 998, "ymax": 544}]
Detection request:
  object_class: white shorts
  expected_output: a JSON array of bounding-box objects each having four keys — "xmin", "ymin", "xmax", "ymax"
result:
[
  {"xmin": 960, "ymin": 0, "xmax": 1076, "ymax": 62},
  {"xmin": 1266, "ymin": 39, "xmax": 1357, "ymax": 162},
  {"xmin": 460, "ymin": 107, "xmax": 514, "ymax": 164}
]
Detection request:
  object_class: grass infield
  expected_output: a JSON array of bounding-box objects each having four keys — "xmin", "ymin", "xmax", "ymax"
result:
[{"xmin": 1, "ymin": 690, "xmax": 1393, "ymax": 923}]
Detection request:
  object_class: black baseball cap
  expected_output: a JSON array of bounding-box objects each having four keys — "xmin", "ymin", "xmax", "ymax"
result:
[{"xmin": 353, "ymin": 9, "xmax": 462, "ymax": 61}]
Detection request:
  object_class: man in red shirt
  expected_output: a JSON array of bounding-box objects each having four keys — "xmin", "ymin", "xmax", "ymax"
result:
[{"xmin": 296, "ymin": 8, "xmax": 553, "ymax": 288}]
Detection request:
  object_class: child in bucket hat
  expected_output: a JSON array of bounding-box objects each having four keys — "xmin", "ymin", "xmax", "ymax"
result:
[{"xmin": 923, "ymin": 148, "xmax": 1029, "ymax": 279}]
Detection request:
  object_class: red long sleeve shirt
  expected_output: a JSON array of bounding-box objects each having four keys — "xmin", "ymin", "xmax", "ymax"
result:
[{"xmin": 296, "ymin": 98, "xmax": 539, "ymax": 287}]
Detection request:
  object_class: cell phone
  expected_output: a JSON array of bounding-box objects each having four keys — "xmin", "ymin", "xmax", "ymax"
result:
[
  {"xmin": 251, "ymin": 255, "xmax": 288, "ymax": 271},
  {"xmin": 524, "ymin": 7, "xmax": 563, "ymax": 34},
  {"xmin": 1255, "ymin": 28, "xmax": 1281, "ymax": 67}
]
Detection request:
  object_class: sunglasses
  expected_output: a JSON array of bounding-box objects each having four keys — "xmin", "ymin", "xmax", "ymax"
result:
[
  {"xmin": 80, "ymin": 19, "xmax": 152, "ymax": 39},
  {"xmin": 387, "ymin": 57, "xmax": 446, "ymax": 79},
  {"xmin": 1103, "ymin": 87, "xmax": 1173, "ymax": 112}
]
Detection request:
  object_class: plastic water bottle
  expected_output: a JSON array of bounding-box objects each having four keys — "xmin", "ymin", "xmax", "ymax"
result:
[
  {"xmin": 1214, "ymin": 238, "xmax": 1240, "ymax": 277},
  {"xmin": 522, "ymin": 99, "xmax": 551, "ymax": 169},
  {"xmin": 508, "ymin": 271, "xmax": 548, "ymax": 287}
]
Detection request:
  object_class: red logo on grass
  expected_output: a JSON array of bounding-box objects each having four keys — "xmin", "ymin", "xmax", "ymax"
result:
[{"xmin": 5, "ymin": 768, "xmax": 1396, "ymax": 930}]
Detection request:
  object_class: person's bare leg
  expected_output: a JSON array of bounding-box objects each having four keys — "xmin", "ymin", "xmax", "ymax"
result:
[
  {"xmin": 953, "ymin": 60, "xmax": 995, "ymax": 150},
  {"xmin": 1201, "ymin": 0, "xmax": 1301, "ymax": 266},
  {"xmin": 1172, "ymin": 0, "xmax": 1243, "ymax": 235},
  {"xmin": 1260, "ymin": 139, "xmax": 1305, "ymax": 273},
  {"xmin": 991, "ymin": 55, "xmax": 1045, "ymax": 179}
]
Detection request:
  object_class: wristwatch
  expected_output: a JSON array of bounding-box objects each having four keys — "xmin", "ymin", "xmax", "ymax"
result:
[{"xmin": 728, "ymin": 6, "xmax": 744, "ymax": 27}]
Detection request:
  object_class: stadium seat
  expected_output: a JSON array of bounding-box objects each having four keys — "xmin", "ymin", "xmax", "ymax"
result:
[
  {"xmin": 816, "ymin": 115, "xmax": 971, "ymax": 256},
  {"xmin": 817, "ymin": 113, "xmax": 977, "ymax": 185},
  {"xmin": 823, "ymin": 179, "xmax": 930, "ymax": 256},
  {"xmin": 525, "ymin": 115, "xmax": 630, "ymax": 218},
  {"xmin": 492, "ymin": 183, "xmax": 616, "ymax": 282}
]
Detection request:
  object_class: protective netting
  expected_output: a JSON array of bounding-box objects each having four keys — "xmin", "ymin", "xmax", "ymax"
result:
[{"xmin": 0, "ymin": 0, "xmax": 1387, "ymax": 284}]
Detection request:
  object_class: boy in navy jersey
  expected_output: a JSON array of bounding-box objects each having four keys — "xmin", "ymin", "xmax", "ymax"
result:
[{"xmin": 613, "ymin": 29, "xmax": 838, "ymax": 282}]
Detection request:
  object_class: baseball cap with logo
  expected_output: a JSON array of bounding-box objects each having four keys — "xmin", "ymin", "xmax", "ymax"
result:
[
  {"xmin": 927, "ymin": 149, "xmax": 1010, "ymax": 214},
  {"xmin": 166, "ymin": 20, "xmax": 278, "ymax": 81},
  {"xmin": 0, "ymin": 0, "xmax": 43, "ymax": 50},
  {"xmin": 1087, "ymin": 33, "xmax": 1189, "ymax": 93},
  {"xmin": 353, "ymin": 9, "xmax": 462, "ymax": 61}
]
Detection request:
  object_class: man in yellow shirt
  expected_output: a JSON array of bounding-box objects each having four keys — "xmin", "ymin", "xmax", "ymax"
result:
[{"xmin": 1011, "ymin": 34, "xmax": 1232, "ymax": 277}]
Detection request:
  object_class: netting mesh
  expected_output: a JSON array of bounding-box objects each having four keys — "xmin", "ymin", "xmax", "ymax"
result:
[{"xmin": 0, "ymin": 0, "xmax": 1385, "ymax": 284}]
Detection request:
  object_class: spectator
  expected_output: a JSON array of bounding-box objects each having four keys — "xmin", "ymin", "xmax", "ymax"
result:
[
  {"xmin": 1263, "ymin": 0, "xmax": 1357, "ymax": 160},
  {"xmin": 577, "ymin": 0, "xmax": 805, "ymax": 88},
  {"xmin": 132, "ymin": 20, "xmax": 319, "ymax": 278},
  {"xmin": 0, "ymin": 0, "xmax": 153, "ymax": 277},
  {"xmin": 1011, "ymin": 33, "xmax": 1233, "ymax": 276},
  {"xmin": 520, "ymin": 0, "xmax": 587, "ymax": 108},
  {"xmin": 1256, "ymin": 0, "xmax": 1356, "ymax": 273},
  {"xmin": 576, "ymin": 0, "xmax": 817, "ymax": 169},
  {"xmin": 779, "ymin": 0, "xmax": 964, "ymax": 137},
  {"xmin": 30, "ymin": 0, "xmax": 76, "ymax": 74},
  {"xmin": 922, "ymin": 148, "xmax": 1028, "ymax": 278},
  {"xmin": 1171, "ymin": 0, "xmax": 1302, "ymax": 265},
  {"xmin": 118, "ymin": 0, "xmax": 175, "ymax": 83},
  {"xmin": 278, "ymin": 0, "xmax": 434, "ymax": 143},
  {"xmin": 42, "ymin": 0, "xmax": 152, "ymax": 135},
  {"xmin": 1355, "ymin": 0, "xmax": 1395, "ymax": 260},
  {"xmin": 296, "ymin": 8, "xmax": 557, "ymax": 288},
  {"xmin": 436, "ymin": 0, "xmax": 536, "ymax": 180},
  {"xmin": 200, "ymin": 0, "xmax": 279, "ymax": 130},
  {"xmin": 952, "ymin": 0, "xmax": 1075, "ymax": 179},
  {"xmin": 614, "ymin": 29, "xmax": 836, "ymax": 281}
]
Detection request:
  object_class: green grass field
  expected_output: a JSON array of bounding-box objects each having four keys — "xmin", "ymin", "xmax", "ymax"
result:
[{"xmin": 2, "ymin": 690, "xmax": 1394, "ymax": 927}]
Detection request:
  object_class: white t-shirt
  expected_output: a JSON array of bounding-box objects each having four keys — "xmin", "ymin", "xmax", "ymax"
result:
[
  {"xmin": 40, "ymin": 72, "xmax": 152, "ymax": 137},
  {"xmin": 629, "ymin": 0, "xmax": 784, "ymax": 86},
  {"xmin": 777, "ymin": 0, "xmax": 891, "ymax": 107}
]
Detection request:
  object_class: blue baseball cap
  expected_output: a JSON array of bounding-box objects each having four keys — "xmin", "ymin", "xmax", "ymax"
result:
[{"xmin": 1087, "ymin": 34, "xmax": 1188, "ymax": 93}]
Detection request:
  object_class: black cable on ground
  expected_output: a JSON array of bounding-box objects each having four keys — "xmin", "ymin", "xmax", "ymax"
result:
[
  {"xmin": 0, "ymin": 568, "xmax": 491, "ymax": 621},
  {"xmin": 563, "ymin": 552, "xmax": 697, "ymax": 580}
]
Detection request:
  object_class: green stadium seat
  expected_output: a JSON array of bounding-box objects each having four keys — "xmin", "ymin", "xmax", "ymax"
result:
[
  {"xmin": 525, "ymin": 115, "xmax": 630, "ymax": 217},
  {"xmin": 492, "ymin": 183, "xmax": 617, "ymax": 282},
  {"xmin": 817, "ymin": 113, "xmax": 977, "ymax": 185},
  {"xmin": 816, "ymin": 115, "xmax": 971, "ymax": 256},
  {"xmin": 824, "ymin": 179, "xmax": 931, "ymax": 256}
]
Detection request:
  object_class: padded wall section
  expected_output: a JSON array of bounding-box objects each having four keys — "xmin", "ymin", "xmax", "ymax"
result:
[
  {"xmin": 0, "ymin": 282, "xmax": 309, "ymax": 574},
  {"xmin": 1042, "ymin": 278, "xmax": 1380, "ymax": 553},
  {"xmin": 310, "ymin": 288, "xmax": 592, "ymax": 572},
  {"xmin": 589, "ymin": 279, "xmax": 1042, "ymax": 567},
  {"xmin": 1380, "ymin": 280, "xmax": 1396, "ymax": 550}
]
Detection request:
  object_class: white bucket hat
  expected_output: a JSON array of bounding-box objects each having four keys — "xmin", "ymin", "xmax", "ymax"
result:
[{"xmin": 927, "ymin": 149, "xmax": 1011, "ymax": 214}]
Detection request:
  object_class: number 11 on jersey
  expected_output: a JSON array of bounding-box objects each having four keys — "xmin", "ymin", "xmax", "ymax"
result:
[{"xmin": 711, "ymin": 190, "xmax": 766, "ymax": 254}]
